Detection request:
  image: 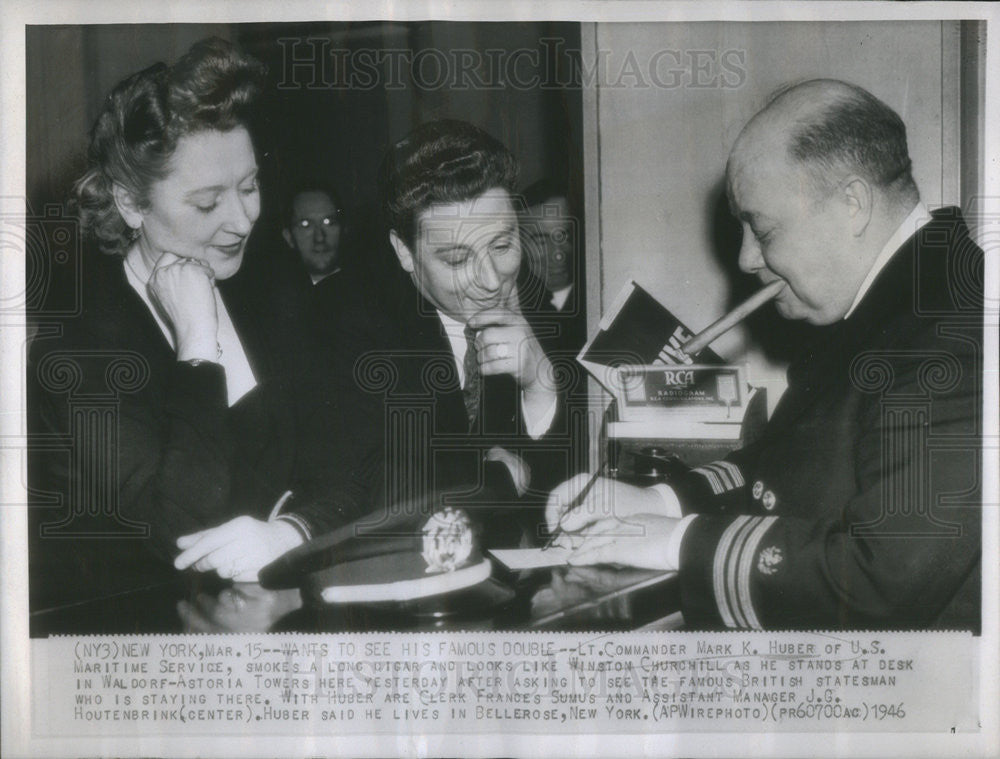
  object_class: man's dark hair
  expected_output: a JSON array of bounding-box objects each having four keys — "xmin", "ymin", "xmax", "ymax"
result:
[
  {"xmin": 379, "ymin": 119, "xmax": 519, "ymax": 250},
  {"xmin": 283, "ymin": 180, "xmax": 343, "ymax": 228},
  {"xmin": 773, "ymin": 79, "xmax": 918, "ymax": 202},
  {"xmin": 521, "ymin": 177, "xmax": 567, "ymax": 209}
]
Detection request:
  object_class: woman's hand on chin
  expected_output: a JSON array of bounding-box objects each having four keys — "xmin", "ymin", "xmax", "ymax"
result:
[
  {"xmin": 174, "ymin": 516, "xmax": 305, "ymax": 583},
  {"xmin": 147, "ymin": 251, "xmax": 220, "ymax": 361}
]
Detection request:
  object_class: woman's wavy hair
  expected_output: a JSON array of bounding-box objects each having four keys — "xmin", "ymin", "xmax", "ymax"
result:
[{"xmin": 73, "ymin": 37, "xmax": 266, "ymax": 257}]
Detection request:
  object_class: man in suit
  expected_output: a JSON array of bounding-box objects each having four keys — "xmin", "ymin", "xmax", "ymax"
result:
[
  {"xmin": 519, "ymin": 177, "xmax": 588, "ymax": 354},
  {"xmin": 340, "ymin": 120, "xmax": 585, "ymax": 546},
  {"xmin": 278, "ymin": 179, "xmax": 378, "ymax": 342},
  {"xmin": 547, "ymin": 79, "xmax": 983, "ymax": 631}
]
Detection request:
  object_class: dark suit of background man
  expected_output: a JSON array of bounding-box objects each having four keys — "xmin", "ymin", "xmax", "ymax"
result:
[
  {"xmin": 277, "ymin": 182, "xmax": 367, "ymax": 334},
  {"xmin": 519, "ymin": 178, "xmax": 588, "ymax": 353},
  {"xmin": 336, "ymin": 119, "xmax": 584, "ymax": 546},
  {"xmin": 547, "ymin": 79, "xmax": 983, "ymax": 631}
]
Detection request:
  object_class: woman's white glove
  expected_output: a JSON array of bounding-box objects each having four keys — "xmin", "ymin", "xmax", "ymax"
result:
[{"xmin": 174, "ymin": 516, "xmax": 305, "ymax": 583}]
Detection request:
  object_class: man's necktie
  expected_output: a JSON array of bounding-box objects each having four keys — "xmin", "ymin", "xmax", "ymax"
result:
[{"xmin": 462, "ymin": 325, "xmax": 481, "ymax": 429}]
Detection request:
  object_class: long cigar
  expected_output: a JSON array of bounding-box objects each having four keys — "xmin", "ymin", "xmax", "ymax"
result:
[{"xmin": 681, "ymin": 280, "xmax": 786, "ymax": 356}]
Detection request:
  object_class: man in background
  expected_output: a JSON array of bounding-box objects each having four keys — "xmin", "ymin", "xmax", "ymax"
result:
[
  {"xmin": 279, "ymin": 181, "xmax": 377, "ymax": 351},
  {"xmin": 282, "ymin": 183, "xmax": 344, "ymax": 286},
  {"xmin": 520, "ymin": 177, "xmax": 588, "ymax": 352}
]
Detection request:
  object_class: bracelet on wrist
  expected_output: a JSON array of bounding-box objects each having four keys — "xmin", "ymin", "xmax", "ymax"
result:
[{"xmin": 179, "ymin": 342, "xmax": 222, "ymax": 366}]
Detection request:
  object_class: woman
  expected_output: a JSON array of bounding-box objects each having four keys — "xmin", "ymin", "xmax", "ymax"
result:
[{"xmin": 30, "ymin": 38, "xmax": 370, "ymax": 602}]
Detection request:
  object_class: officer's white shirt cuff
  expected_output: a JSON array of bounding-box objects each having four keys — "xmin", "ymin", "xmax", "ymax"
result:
[
  {"xmin": 650, "ymin": 483, "xmax": 695, "ymax": 570},
  {"xmin": 267, "ymin": 490, "xmax": 312, "ymax": 542},
  {"xmin": 522, "ymin": 391, "xmax": 558, "ymax": 439},
  {"xmin": 650, "ymin": 483, "xmax": 683, "ymax": 517}
]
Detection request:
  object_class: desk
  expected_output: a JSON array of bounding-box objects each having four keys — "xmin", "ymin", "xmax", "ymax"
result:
[{"xmin": 29, "ymin": 562, "xmax": 682, "ymax": 636}]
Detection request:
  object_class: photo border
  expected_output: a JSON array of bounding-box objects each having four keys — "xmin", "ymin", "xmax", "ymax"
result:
[{"xmin": 2, "ymin": 2, "xmax": 997, "ymax": 757}]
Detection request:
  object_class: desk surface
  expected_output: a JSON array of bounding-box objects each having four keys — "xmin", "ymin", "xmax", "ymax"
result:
[{"xmin": 30, "ymin": 561, "xmax": 681, "ymax": 636}]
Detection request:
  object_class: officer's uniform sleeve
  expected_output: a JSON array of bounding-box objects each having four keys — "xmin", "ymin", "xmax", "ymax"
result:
[{"xmin": 670, "ymin": 338, "xmax": 981, "ymax": 631}]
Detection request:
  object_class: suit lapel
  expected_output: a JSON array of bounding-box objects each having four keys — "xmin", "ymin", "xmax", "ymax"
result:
[
  {"xmin": 401, "ymin": 296, "xmax": 468, "ymax": 434},
  {"xmin": 104, "ymin": 257, "xmax": 176, "ymax": 362},
  {"xmin": 399, "ymin": 289, "xmax": 522, "ymax": 436},
  {"xmin": 766, "ymin": 230, "xmax": 922, "ymax": 437}
]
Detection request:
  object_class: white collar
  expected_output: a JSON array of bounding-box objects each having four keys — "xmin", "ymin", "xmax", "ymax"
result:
[
  {"xmin": 310, "ymin": 266, "xmax": 341, "ymax": 285},
  {"xmin": 436, "ymin": 308, "xmax": 466, "ymax": 334},
  {"xmin": 436, "ymin": 309, "xmax": 472, "ymax": 387},
  {"xmin": 123, "ymin": 247, "xmax": 174, "ymax": 348},
  {"xmin": 844, "ymin": 202, "xmax": 931, "ymax": 319},
  {"xmin": 550, "ymin": 284, "xmax": 573, "ymax": 311}
]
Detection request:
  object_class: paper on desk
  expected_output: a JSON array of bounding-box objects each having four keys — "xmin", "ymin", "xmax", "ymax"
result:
[{"xmin": 489, "ymin": 546, "xmax": 572, "ymax": 570}]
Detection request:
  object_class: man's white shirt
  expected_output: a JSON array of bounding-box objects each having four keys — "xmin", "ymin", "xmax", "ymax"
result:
[
  {"xmin": 437, "ymin": 309, "xmax": 557, "ymax": 439},
  {"xmin": 550, "ymin": 284, "xmax": 573, "ymax": 312},
  {"xmin": 844, "ymin": 202, "xmax": 930, "ymax": 318}
]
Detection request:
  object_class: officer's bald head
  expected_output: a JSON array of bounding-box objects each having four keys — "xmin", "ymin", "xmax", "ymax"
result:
[
  {"xmin": 728, "ymin": 79, "xmax": 919, "ymax": 208},
  {"xmin": 724, "ymin": 80, "xmax": 922, "ymax": 325}
]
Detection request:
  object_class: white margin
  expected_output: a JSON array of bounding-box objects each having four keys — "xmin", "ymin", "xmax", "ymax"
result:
[{"xmin": 2, "ymin": 2, "xmax": 998, "ymax": 758}]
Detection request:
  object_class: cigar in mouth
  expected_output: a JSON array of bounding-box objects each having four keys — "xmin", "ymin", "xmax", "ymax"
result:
[{"xmin": 681, "ymin": 280, "xmax": 786, "ymax": 357}]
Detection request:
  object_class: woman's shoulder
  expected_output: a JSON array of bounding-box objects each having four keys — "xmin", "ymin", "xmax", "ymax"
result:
[
  {"xmin": 29, "ymin": 249, "xmax": 167, "ymax": 368},
  {"xmin": 69, "ymin": 253, "xmax": 140, "ymax": 339}
]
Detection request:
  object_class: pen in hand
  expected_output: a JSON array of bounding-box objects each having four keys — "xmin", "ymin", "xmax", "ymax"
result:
[{"xmin": 542, "ymin": 464, "xmax": 606, "ymax": 551}]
